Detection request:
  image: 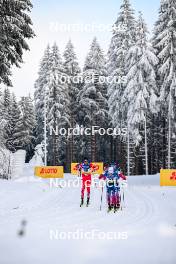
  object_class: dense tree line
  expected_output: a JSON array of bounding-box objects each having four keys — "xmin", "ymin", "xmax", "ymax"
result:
[
  {"xmin": 34, "ymin": 0, "xmax": 176, "ymax": 174},
  {"xmin": 0, "ymin": 87, "xmax": 36, "ymax": 162},
  {"xmin": 0, "ymin": 0, "xmax": 35, "ymax": 86},
  {"xmin": 1, "ymin": 0, "xmax": 175, "ymax": 175},
  {"xmin": 0, "ymin": 0, "xmax": 35, "ymax": 169}
]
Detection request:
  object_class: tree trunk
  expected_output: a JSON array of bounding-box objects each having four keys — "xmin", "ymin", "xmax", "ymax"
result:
[
  {"xmin": 162, "ymin": 117, "xmax": 166, "ymax": 169},
  {"xmin": 44, "ymin": 88, "xmax": 47, "ymax": 166},
  {"xmin": 144, "ymin": 117, "xmax": 148, "ymax": 175},
  {"xmin": 127, "ymin": 128, "xmax": 130, "ymax": 176},
  {"xmin": 168, "ymin": 91, "xmax": 172, "ymax": 169}
]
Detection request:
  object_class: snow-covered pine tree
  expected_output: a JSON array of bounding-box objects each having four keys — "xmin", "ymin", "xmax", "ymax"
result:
[
  {"xmin": 0, "ymin": 0, "xmax": 35, "ymax": 86},
  {"xmin": 123, "ymin": 12, "xmax": 159, "ymax": 175},
  {"xmin": 153, "ymin": 0, "xmax": 176, "ymax": 169},
  {"xmin": 63, "ymin": 40, "xmax": 81, "ymax": 164},
  {"xmin": 126, "ymin": 126, "xmax": 136, "ymax": 176},
  {"xmin": 47, "ymin": 43, "xmax": 70, "ymax": 166},
  {"xmin": 21, "ymin": 95, "xmax": 36, "ymax": 161},
  {"xmin": 78, "ymin": 38, "xmax": 108, "ymax": 161},
  {"xmin": 0, "ymin": 87, "xmax": 6, "ymax": 147},
  {"xmin": 5, "ymin": 93, "xmax": 21, "ymax": 152},
  {"xmin": 0, "ymin": 87, "xmax": 12, "ymax": 179},
  {"xmin": 2, "ymin": 87, "xmax": 11, "ymax": 121},
  {"xmin": 107, "ymin": 0, "xmax": 137, "ymax": 167},
  {"xmin": 34, "ymin": 45, "xmax": 51, "ymax": 144},
  {"xmin": 2, "ymin": 87, "xmax": 13, "ymax": 148},
  {"xmin": 13, "ymin": 96, "xmax": 36, "ymax": 161}
]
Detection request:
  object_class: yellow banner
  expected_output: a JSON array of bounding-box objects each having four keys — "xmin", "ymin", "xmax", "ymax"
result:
[
  {"xmin": 160, "ymin": 169, "xmax": 176, "ymax": 186},
  {"xmin": 71, "ymin": 162, "xmax": 103, "ymax": 175},
  {"xmin": 35, "ymin": 166, "xmax": 64, "ymax": 178},
  {"xmin": 93, "ymin": 162, "xmax": 104, "ymax": 174},
  {"xmin": 71, "ymin": 163, "xmax": 80, "ymax": 175}
]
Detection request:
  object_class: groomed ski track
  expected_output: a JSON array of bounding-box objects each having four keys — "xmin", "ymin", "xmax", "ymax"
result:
[{"xmin": 0, "ymin": 164, "xmax": 176, "ymax": 264}]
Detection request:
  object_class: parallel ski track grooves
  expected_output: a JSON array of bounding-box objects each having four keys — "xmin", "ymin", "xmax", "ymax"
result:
[{"xmin": 0, "ymin": 176, "xmax": 164, "ymax": 232}]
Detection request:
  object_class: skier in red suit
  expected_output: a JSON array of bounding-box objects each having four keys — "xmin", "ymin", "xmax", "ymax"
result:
[{"xmin": 80, "ymin": 158, "xmax": 96, "ymax": 207}]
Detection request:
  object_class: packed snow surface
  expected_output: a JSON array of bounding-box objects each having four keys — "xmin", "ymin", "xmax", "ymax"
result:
[{"xmin": 0, "ymin": 164, "xmax": 176, "ymax": 264}]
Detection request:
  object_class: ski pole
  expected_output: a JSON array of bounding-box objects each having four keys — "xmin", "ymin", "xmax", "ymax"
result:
[
  {"xmin": 120, "ymin": 185, "xmax": 124, "ymax": 210},
  {"xmin": 100, "ymin": 185, "xmax": 104, "ymax": 211},
  {"xmin": 122, "ymin": 186, "xmax": 125, "ymax": 207},
  {"xmin": 121, "ymin": 184, "xmax": 125, "ymax": 209}
]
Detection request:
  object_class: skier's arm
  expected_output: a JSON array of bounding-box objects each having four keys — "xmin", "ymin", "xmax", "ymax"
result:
[
  {"xmin": 75, "ymin": 163, "xmax": 80, "ymax": 170},
  {"xmin": 119, "ymin": 172, "xmax": 127, "ymax": 180},
  {"xmin": 99, "ymin": 173, "xmax": 106, "ymax": 180},
  {"xmin": 90, "ymin": 163, "xmax": 97, "ymax": 173}
]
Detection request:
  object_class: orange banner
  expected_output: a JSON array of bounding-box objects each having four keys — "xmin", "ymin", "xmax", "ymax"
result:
[
  {"xmin": 35, "ymin": 166, "xmax": 64, "ymax": 178},
  {"xmin": 160, "ymin": 169, "xmax": 176, "ymax": 186}
]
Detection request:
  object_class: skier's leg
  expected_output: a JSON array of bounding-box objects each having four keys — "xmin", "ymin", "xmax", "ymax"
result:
[
  {"xmin": 107, "ymin": 187, "xmax": 112, "ymax": 211},
  {"xmin": 86, "ymin": 187, "xmax": 90, "ymax": 206},
  {"xmin": 113, "ymin": 188, "xmax": 120, "ymax": 211},
  {"xmin": 86, "ymin": 177, "xmax": 91, "ymax": 206},
  {"xmin": 116, "ymin": 190, "xmax": 120, "ymax": 209},
  {"xmin": 81, "ymin": 184, "xmax": 85, "ymax": 199},
  {"xmin": 112, "ymin": 188, "xmax": 116, "ymax": 208},
  {"xmin": 106, "ymin": 187, "xmax": 110, "ymax": 204},
  {"xmin": 80, "ymin": 176, "xmax": 86, "ymax": 206}
]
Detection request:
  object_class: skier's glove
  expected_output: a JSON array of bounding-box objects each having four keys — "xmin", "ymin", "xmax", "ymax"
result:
[{"xmin": 121, "ymin": 181, "xmax": 128, "ymax": 188}]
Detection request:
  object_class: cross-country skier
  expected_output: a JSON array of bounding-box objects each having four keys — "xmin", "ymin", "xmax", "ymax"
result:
[
  {"xmin": 99, "ymin": 163, "xmax": 126, "ymax": 212},
  {"xmin": 80, "ymin": 158, "xmax": 96, "ymax": 207}
]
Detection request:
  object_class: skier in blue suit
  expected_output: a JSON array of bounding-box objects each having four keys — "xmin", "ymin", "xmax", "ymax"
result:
[{"xmin": 99, "ymin": 163, "xmax": 126, "ymax": 212}]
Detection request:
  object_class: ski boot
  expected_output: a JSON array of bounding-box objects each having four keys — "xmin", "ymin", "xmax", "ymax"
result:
[
  {"xmin": 117, "ymin": 203, "xmax": 120, "ymax": 209},
  {"xmin": 114, "ymin": 204, "xmax": 120, "ymax": 213},
  {"xmin": 86, "ymin": 197, "xmax": 90, "ymax": 207},
  {"xmin": 114, "ymin": 203, "xmax": 120, "ymax": 212},
  {"xmin": 80, "ymin": 198, "xmax": 84, "ymax": 207},
  {"xmin": 114, "ymin": 205, "xmax": 117, "ymax": 213},
  {"xmin": 107, "ymin": 204, "xmax": 112, "ymax": 213}
]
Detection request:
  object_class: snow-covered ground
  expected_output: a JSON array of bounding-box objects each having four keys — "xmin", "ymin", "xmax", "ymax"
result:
[{"xmin": 0, "ymin": 165, "xmax": 176, "ymax": 264}]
